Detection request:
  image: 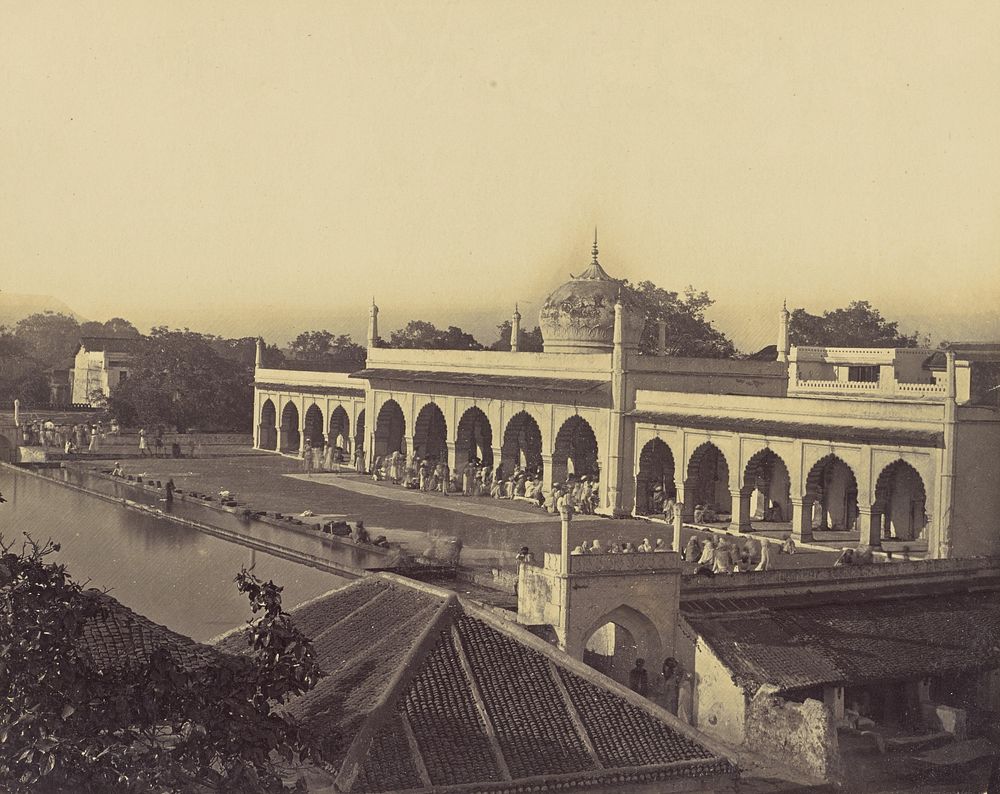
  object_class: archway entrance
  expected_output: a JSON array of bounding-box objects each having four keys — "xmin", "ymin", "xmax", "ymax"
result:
[
  {"xmin": 303, "ymin": 404, "xmax": 324, "ymax": 448},
  {"xmin": 413, "ymin": 403, "xmax": 447, "ymax": 462},
  {"xmin": 501, "ymin": 411, "xmax": 542, "ymax": 477},
  {"xmin": 553, "ymin": 416, "xmax": 599, "ymax": 483},
  {"xmin": 873, "ymin": 461, "xmax": 927, "ymax": 541},
  {"xmin": 328, "ymin": 405, "xmax": 350, "ymax": 459},
  {"xmin": 354, "ymin": 409, "xmax": 366, "ymax": 464},
  {"xmin": 581, "ymin": 605, "xmax": 663, "ymax": 692},
  {"xmin": 635, "ymin": 438, "xmax": 676, "ymax": 515},
  {"xmin": 374, "ymin": 400, "xmax": 405, "ymax": 460},
  {"xmin": 456, "ymin": 407, "xmax": 493, "ymax": 468},
  {"xmin": 743, "ymin": 449, "xmax": 792, "ymax": 524},
  {"xmin": 279, "ymin": 402, "xmax": 300, "ymax": 454},
  {"xmin": 258, "ymin": 399, "xmax": 277, "ymax": 450},
  {"xmin": 806, "ymin": 455, "xmax": 859, "ymax": 531},
  {"xmin": 685, "ymin": 443, "xmax": 730, "ymax": 516}
]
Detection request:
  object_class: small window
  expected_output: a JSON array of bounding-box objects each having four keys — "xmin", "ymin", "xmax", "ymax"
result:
[
  {"xmin": 848, "ymin": 365, "xmax": 880, "ymax": 383},
  {"xmin": 118, "ymin": 371, "xmax": 128, "ymax": 384}
]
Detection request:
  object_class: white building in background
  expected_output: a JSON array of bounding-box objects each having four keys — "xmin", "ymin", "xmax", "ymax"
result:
[
  {"xmin": 71, "ymin": 336, "xmax": 140, "ymax": 406},
  {"xmin": 251, "ymin": 236, "xmax": 1000, "ymax": 559}
]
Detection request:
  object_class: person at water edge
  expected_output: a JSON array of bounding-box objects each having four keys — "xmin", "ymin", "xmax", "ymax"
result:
[
  {"xmin": 111, "ymin": 462, "xmax": 124, "ymax": 478},
  {"xmin": 138, "ymin": 428, "xmax": 148, "ymax": 457},
  {"xmin": 165, "ymin": 478, "xmax": 175, "ymax": 505},
  {"xmin": 629, "ymin": 658, "xmax": 649, "ymax": 696},
  {"xmin": 154, "ymin": 428, "xmax": 164, "ymax": 457}
]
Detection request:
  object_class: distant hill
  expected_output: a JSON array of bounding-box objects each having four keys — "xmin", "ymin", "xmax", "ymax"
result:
[{"xmin": 0, "ymin": 292, "xmax": 83, "ymax": 327}]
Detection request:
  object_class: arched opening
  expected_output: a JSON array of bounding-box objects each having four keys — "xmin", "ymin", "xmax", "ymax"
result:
[
  {"xmin": 873, "ymin": 460, "xmax": 927, "ymax": 541},
  {"xmin": 328, "ymin": 405, "xmax": 350, "ymax": 460},
  {"xmin": 279, "ymin": 401, "xmax": 300, "ymax": 454},
  {"xmin": 685, "ymin": 443, "xmax": 730, "ymax": 516},
  {"xmin": 456, "ymin": 407, "xmax": 493, "ymax": 468},
  {"xmin": 413, "ymin": 402, "xmax": 447, "ymax": 462},
  {"xmin": 258, "ymin": 399, "xmax": 277, "ymax": 451},
  {"xmin": 581, "ymin": 605, "xmax": 663, "ymax": 692},
  {"xmin": 303, "ymin": 404, "xmax": 324, "ymax": 449},
  {"xmin": 552, "ymin": 415, "xmax": 599, "ymax": 483},
  {"xmin": 501, "ymin": 411, "xmax": 543, "ymax": 477},
  {"xmin": 354, "ymin": 409, "xmax": 366, "ymax": 463},
  {"xmin": 635, "ymin": 438, "xmax": 676, "ymax": 515},
  {"xmin": 743, "ymin": 449, "xmax": 792, "ymax": 524},
  {"xmin": 806, "ymin": 455, "xmax": 859, "ymax": 531},
  {"xmin": 374, "ymin": 400, "xmax": 405, "ymax": 460}
]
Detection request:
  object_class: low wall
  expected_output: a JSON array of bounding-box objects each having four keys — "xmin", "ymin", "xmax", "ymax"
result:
[
  {"xmin": 744, "ymin": 686, "xmax": 842, "ymax": 784},
  {"xmin": 682, "ymin": 557, "xmax": 1000, "ymax": 602}
]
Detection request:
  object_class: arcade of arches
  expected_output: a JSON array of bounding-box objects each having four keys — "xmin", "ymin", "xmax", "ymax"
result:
[
  {"xmin": 456, "ymin": 407, "xmax": 493, "ymax": 468},
  {"xmin": 501, "ymin": 411, "xmax": 543, "ymax": 474},
  {"xmin": 303, "ymin": 405, "xmax": 324, "ymax": 447},
  {"xmin": 259, "ymin": 399, "xmax": 277, "ymax": 451},
  {"xmin": 413, "ymin": 403, "xmax": 448, "ymax": 461},
  {"xmin": 374, "ymin": 400, "xmax": 405, "ymax": 459},
  {"xmin": 632, "ymin": 438, "xmax": 928, "ymax": 546},
  {"xmin": 552, "ymin": 416, "xmax": 600, "ymax": 482},
  {"xmin": 279, "ymin": 402, "xmax": 300, "ymax": 454}
]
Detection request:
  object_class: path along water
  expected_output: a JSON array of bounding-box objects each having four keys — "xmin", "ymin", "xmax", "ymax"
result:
[{"xmin": 0, "ymin": 465, "xmax": 351, "ymax": 642}]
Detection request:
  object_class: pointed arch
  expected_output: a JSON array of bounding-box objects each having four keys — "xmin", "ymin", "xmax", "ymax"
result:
[
  {"xmin": 684, "ymin": 442, "xmax": 730, "ymax": 513},
  {"xmin": 374, "ymin": 399, "xmax": 405, "ymax": 459},
  {"xmin": 328, "ymin": 405, "xmax": 350, "ymax": 449},
  {"xmin": 743, "ymin": 448, "xmax": 792, "ymax": 523},
  {"xmin": 873, "ymin": 459, "xmax": 927, "ymax": 541},
  {"xmin": 581, "ymin": 604, "xmax": 663, "ymax": 690},
  {"xmin": 635, "ymin": 438, "xmax": 676, "ymax": 515},
  {"xmin": 456, "ymin": 406, "xmax": 493, "ymax": 468},
  {"xmin": 258, "ymin": 398, "xmax": 277, "ymax": 450},
  {"xmin": 413, "ymin": 402, "xmax": 447, "ymax": 461},
  {"xmin": 354, "ymin": 408, "xmax": 366, "ymax": 451},
  {"xmin": 303, "ymin": 403, "xmax": 324, "ymax": 447},
  {"xmin": 501, "ymin": 411, "xmax": 542, "ymax": 476},
  {"xmin": 805, "ymin": 454, "xmax": 859, "ymax": 531},
  {"xmin": 552, "ymin": 415, "xmax": 599, "ymax": 483},
  {"xmin": 279, "ymin": 401, "xmax": 300, "ymax": 453}
]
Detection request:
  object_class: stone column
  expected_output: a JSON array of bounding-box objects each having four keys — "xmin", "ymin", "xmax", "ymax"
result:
[
  {"xmin": 297, "ymin": 409, "xmax": 306, "ymax": 458},
  {"xmin": 541, "ymin": 453, "xmax": 554, "ymax": 497},
  {"xmin": 491, "ymin": 446, "xmax": 503, "ymax": 473},
  {"xmin": 858, "ymin": 507, "xmax": 880, "ymax": 547},
  {"xmin": 729, "ymin": 490, "xmax": 752, "ymax": 533},
  {"xmin": 404, "ymin": 435, "xmax": 414, "ymax": 460},
  {"xmin": 446, "ymin": 441, "xmax": 457, "ymax": 474},
  {"xmin": 672, "ymin": 502, "xmax": 684, "ymax": 552},
  {"xmin": 676, "ymin": 482, "xmax": 694, "ymax": 521},
  {"xmin": 559, "ymin": 502, "xmax": 573, "ymax": 575},
  {"xmin": 790, "ymin": 498, "xmax": 813, "ymax": 542}
]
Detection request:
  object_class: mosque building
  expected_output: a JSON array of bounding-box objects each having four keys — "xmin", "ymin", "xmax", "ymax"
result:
[{"xmin": 252, "ymin": 235, "xmax": 1000, "ymax": 559}]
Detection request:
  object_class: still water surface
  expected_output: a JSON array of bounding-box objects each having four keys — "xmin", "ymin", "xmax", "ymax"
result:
[{"xmin": 0, "ymin": 467, "xmax": 350, "ymax": 642}]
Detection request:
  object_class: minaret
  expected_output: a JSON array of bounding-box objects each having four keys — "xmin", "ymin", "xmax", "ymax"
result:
[
  {"xmin": 255, "ymin": 337, "xmax": 264, "ymax": 369},
  {"xmin": 367, "ymin": 298, "xmax": 379, "ymax": 349},
  {"xmin": 777, "ymin": 300, "xmax": 790, "ymax": 363},
  {"xmin": 510, "ymin": 303, "xmax": 521, "ymax": 353},
  {"xmin": 607, "ymin": 286, "xmax": 627, "ymax": 517}
]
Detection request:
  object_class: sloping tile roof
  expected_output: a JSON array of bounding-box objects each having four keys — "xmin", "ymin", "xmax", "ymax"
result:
[
  {"xmin": 686, "ymin": 590, "xmax": 1000, "ymax": 696},
  {"xmin": 630, "ymin": 409, "xmax": 943, "ymax": 448},
  {"xmin": 222, "ymin": 574, "xmax": 735, "ymax": 793},
  {"xmin": 79, "ymin": 590, "xmax": 230, "ymax": 675}
]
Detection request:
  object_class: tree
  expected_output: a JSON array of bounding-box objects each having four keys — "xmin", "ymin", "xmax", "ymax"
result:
[
  {"xmin": 107, "ymin": 328, "xmax": 254, "ymax": 432},
  {"xmin": 78, "ymin": 318, "xmax": 141, "ymax": 339},
  {"xmin": 0, "ymin": 327, "xmax": 48, "ymax": 404},
  {"xmin": 489, "ymin": 320, "xmax": 545, "ymax": 352},
  {"xmin": 288, "ymin": 331, "xmax": 366, "ymax": 366},
  {"xmin": 624, "ymin": 282, "xmax": 737, "ymax": 358},
  {"xmin": 0, "ymin": 534, "xmax": 324, "ymax": 793},
  {"xmin": 13, "ymin": 312, "xmax": 81, "ymax": 369},
  {"xmin": 385, "ymin": 320, "xmax": 483, "ymax": 351},
  {"xmin": 788, "ymin": 301, "xmax": 921, "ymax": 348}
]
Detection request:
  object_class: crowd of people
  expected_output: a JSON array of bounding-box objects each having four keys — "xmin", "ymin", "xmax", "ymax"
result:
[
  {"xmin": 570, "ymin": 537, "xmax": 669, "ymax": 554},
  {"xmin": 364, "ymin": 451, "xmax": 601, "ymax": 515},
  {"xmin": 20, "ymin": 418, "xmax": 121, "ymax": 453}
]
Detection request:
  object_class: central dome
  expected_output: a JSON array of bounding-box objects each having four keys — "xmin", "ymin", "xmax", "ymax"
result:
[{"xmin": 539, "ymin": 235, "xmax": 645, "ymax": 353}]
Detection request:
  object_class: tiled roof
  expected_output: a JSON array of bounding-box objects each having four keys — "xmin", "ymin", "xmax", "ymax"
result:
[
  {"xmin": 222, "ymin": 574, "xmax": 735, "ymax": 793},
  {"xmin": 629, "ymin": 409, "xmax": 943, "ymax": 448},
  {"xmin": 686, "ymin": 590, "xmax": 1000, "ymax": 696},
  {"xmin": 79, "ymin": 590, "xmax": 229, "ymax": 675}
]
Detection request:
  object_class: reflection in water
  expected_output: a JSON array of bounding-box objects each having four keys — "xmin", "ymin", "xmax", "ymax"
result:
[{"xmin": 0, "ymin": 467, "xmax": 350, "ymax": 642}]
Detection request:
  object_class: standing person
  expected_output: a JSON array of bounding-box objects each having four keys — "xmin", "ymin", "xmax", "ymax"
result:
[
  {"xmin": 629, "ymin": 658, "xmax": 649, "ymax": 697},
  {"xmin": 354, "ymin": 444, "xmax": 365, "ymax": 473},
  {"xmin": 88, "ymin": 424, "xmax": 99, "ymax": 452},
  {"xmin": 154, "ymin": 428, "xmax": 164, "ymax": 458},
  {"xmin": 661, "ymin": 658, "xmax": 680, "ymax": 715},
  {"xmin": 755, "ymin": 537, "xmax": 773, "ymax": 571},
  {"xmin": 164, "ymin": 478, "xmax": 175, "ymax": 505},
  {"xmin": 323, "ymin": 440, "xmax": 334, "ymax": 470},
  {"xmin": 303, "ymin": 441, "xmax": 314, "ymax": 473},
  {"xmin": 138, "ymin": 428, "xmax": 148, "ymax": 457}
]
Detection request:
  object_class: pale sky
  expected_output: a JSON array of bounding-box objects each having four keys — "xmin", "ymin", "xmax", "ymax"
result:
[{"xmin": 2, "ymin": 1, "xmax": 999, "ymax": 350}]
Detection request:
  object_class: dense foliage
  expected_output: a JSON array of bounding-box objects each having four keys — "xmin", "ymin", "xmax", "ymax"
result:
[
  {"xmin": 382, "ymin": 320, "xmax": 483, "ymax": 351},
  {"xmin": 789, "ymin": 301, "xmax": 922, "ymax": 348},
  {"xmin": 107, "ymin": 328, "xmax": 255, "ymax": 432},
  {"xmin": 624, "ymin": 282, "xmax": 737, "ymax": 358},
  {"xmin": 489, "ymin": 320, "xmax": 545, "ymax": 352},
  {"xmin": 287, "ymin": 331, "xmax": 365, "ymax": 368},
  {"xmin": 0, "ymin": 535, "xmax": 324, "ymax": 793}
]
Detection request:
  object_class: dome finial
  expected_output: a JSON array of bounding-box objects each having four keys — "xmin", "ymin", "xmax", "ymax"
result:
[{"xmin": 592, "ymin": 227, "xmax": 599, "ymax": 265}]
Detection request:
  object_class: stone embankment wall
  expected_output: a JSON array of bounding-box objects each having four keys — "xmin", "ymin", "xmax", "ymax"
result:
[{"xmin": 744, "ymin": 686, "xmax": 842, "ymax": 784}]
